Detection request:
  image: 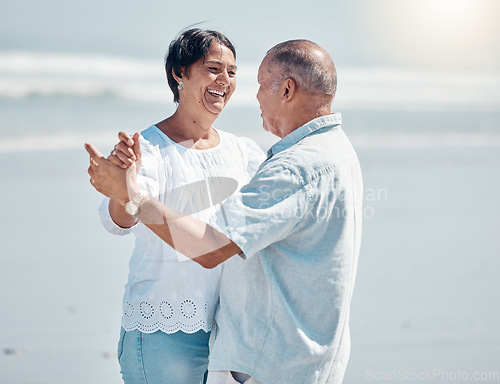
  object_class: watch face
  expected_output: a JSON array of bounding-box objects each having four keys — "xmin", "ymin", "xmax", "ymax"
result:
[{"xmin": 125, "ymin": 201, "xmax": 139, "ymax": 216}]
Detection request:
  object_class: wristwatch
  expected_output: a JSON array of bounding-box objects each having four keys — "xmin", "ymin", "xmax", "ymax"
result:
[{"xmin": 124, "ymin": 191, "xmax": 146, "ymax": 216}]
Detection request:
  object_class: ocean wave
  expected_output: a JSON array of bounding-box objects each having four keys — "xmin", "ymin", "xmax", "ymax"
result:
[
  {"xmin": 0, "ymin": 132, "xmax": 118, "ymax": 154},
  {"xmin": 1, "ymin": 132, "xmax": 500, "ymax": 154},
  {"xmin": 0, "ymin": 51, "xmax": 257, "ymax": 105},
  {"xmin": 336, "ymin": 67, "xmax": 500, "ymax": 112},
  {"xmin": 350, "ymin": 132, "xmax": 500, "ymax": 148},
  {"xmin": 1, "ymin": 51, "xmax": 500, "ymax": 110}
]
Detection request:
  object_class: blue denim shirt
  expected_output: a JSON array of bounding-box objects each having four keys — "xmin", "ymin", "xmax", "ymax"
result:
[{"xmin": 208, "ymin": 114, "xmax": 363, "ymax": 384}]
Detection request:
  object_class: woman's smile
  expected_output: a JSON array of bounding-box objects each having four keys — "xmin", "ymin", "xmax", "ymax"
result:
[{"xmin": 180, "ymin": 42, "xmax": 237, "ymax": 117}]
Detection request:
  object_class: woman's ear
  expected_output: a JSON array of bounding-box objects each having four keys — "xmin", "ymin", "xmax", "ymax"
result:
[
  {"xmin": 172, "ymin": 66, "xmax": 188, "ymax": 83},
  {"xmin": 172, "ymin": 67, "xmax": 185, "ymax": 84}
]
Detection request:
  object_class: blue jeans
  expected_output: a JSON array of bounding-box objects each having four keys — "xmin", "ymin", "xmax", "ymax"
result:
[{"xmin": 117, "ymin": 328, "xmax": 210, "ymax": 384}]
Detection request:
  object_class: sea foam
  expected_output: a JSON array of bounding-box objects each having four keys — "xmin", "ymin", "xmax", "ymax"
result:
[
  {"xmin": 1, "ymin": 132, "xmax": 500, "ymax": 154},
  {"xmin": 1, "ymin": 51, "xmax": 500, "ymax": 111}
]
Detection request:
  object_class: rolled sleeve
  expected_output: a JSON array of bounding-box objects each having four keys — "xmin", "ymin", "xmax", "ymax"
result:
[
  {"xmin": 98, "ymin": 198, "xmax": 137, "ymax": 235},
  {"xmin": 210, "ymin": 162, "xmax": 308, "ymax": 259},
  {"xmin": 97, "ymin": 134, "xmax": 159, "ymax": 236}
]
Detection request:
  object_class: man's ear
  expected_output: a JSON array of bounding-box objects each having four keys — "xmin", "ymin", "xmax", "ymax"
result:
[{"xmin": 282, "ymin": 78, "xmax": 296, "ymax": 102}]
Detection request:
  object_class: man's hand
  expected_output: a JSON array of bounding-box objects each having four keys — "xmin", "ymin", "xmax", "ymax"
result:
[
  {"xmin": 107, "ymin": 132, "xmax": 142, "ymax": 171},
  {"xmin": 85, "ymin": 142, "xmax": 140, "ymax": 205}
]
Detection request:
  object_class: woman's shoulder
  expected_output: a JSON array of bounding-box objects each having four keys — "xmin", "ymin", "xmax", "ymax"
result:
[
  {"xmin": 140, "ymin": 125, "xmax": 164, "ymax": 143},
  {"xmin": 139, "ymin": 125, "xmax": 178, "ymax": 151},
  {"xmin": 217, "ymin": 130, "xmax": 263, "ymax": 154},
  {"xmin": 216, "ymin": 130, "xmax": 266, "ymax": 176}
]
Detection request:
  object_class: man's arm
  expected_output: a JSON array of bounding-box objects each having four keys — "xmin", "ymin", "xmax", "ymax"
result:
[
  {"xmin": 137, "ymin": 195, "xmax": 241, "ymax": 268},
  {"xmin": 85, "ymin": 142, "xmax": 241, "ymax": 268}
]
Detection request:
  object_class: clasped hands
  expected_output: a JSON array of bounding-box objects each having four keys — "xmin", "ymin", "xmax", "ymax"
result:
[{"xmin": 85, "ymin": 132, "xmax": 142, "ymax": 206}]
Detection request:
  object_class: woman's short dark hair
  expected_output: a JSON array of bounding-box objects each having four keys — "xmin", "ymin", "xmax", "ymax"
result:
[{"xmin": 165, "ymin": 28, "xmax": 236, "ymax": 103}]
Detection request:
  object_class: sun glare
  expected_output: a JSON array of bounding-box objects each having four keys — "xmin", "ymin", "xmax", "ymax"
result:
[
  {"xmin": 428, "ymin": 0, "xmax": 475, "ymax": 21},
  {"xmin": 365, "ymin": 0, "xmax": 499, "ymax": 69}
]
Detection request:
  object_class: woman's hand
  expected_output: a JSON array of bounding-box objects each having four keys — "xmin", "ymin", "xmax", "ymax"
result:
[
  {"xmin": 85, "ymin": 142, "xmax": 140, "ymax": 206},
  {"xmin": 107, "ymin": 132, "xmax": 142, "ymax": 173}
]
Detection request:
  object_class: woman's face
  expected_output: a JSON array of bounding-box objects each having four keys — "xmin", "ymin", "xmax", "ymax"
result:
[{"xmin": 180, "ymin": 43, "xmax": 237, "ymax": 116}]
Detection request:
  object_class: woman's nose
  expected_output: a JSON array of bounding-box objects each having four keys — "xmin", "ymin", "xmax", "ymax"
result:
[{"xmin": 217, "ymin": 71, "xmax": 230, "ymax": 86}]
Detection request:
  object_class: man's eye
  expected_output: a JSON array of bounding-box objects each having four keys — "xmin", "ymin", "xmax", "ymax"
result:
[
  {"xmin": 229, "ymin": 71, "xmax": 236, "ymax": 77},
  {"xmin": 209, "ymin": 67, "xmax": 219, "ymax": 72}
]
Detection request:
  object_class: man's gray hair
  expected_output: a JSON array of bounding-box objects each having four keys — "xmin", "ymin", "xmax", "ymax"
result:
[{"xmin": 266, "ymin": 40, "xmax": 337, "ymax": 97}]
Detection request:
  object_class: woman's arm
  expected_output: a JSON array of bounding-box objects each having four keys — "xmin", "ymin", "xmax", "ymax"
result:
[
  {"xmin": 106, "ymin": 132, "xmax": 142, "ymax": 228},
  {"xmin": 108, "ymin": 199, "xmax": 138, "ymax": 228}
]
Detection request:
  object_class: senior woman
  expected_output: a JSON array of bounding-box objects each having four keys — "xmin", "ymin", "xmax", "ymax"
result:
[{"xmin": 98, "ymin": 29, "xmax": 264, "ymax": 384}]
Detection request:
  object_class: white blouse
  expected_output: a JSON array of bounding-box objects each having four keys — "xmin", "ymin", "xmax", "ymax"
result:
[{"xmin": 99, "ymin": 125, "xmax": 265, "ymax": 334}]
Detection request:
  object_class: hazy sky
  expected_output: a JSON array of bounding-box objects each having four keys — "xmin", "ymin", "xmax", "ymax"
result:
[{"xmin": 1, "ymin": 0, "xmax": 500, "ymax": 71}]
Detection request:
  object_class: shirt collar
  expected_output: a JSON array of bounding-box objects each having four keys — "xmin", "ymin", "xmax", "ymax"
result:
[{"xmin": 267, "ymin": 113, "xmax": 342, "ymax": 159}]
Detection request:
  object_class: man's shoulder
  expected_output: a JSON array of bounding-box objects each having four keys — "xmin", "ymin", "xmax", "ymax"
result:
[{"xmin": 268, "ymin": 128, "xmax": 358, "ymax": 185}]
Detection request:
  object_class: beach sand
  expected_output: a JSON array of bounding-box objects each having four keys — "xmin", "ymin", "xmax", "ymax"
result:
[{"xmin": 1, "ymin": 118, "xmax": 499, "ymax": 383}]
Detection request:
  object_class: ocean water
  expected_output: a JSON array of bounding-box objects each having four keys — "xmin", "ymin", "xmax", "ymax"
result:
[{"xmin": 1, "ymin": 52, "xmax": 500, "ymax": 383}]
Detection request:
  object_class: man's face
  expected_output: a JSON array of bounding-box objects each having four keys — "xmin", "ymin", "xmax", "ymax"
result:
[{"xmin": 256, "ymin": 56, "xmax": 283, "ymax": 137}]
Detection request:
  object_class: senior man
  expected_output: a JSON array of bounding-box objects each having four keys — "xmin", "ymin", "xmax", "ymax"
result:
[{"xmin": 86, "ymin": 39, "xmax": 363, "ymax": 384}]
